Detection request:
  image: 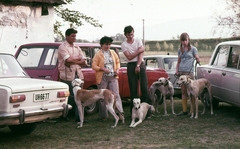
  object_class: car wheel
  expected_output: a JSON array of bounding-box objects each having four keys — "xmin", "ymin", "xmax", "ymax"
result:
[
  {"xmin": 8, "ymin": 123, "xmax": 37, "ymax": 134},
  {"xmin": 212, "ymin": 97, "xmax": 219, "ymax": 109},
  {"xmin": 201, "ymin": 89, "xmax": 219, "ymax": 109},
  {"xmin": 155, "ymin": 89, "xmax": 163, "ymax": 105},
  {"xmin": 84, "ymin": 86, "xmax": 98, "ymax": 115}
]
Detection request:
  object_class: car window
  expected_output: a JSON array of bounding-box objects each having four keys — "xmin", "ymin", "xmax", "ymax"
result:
[
  {"xmin": 146, "ymin": 58, "xmax": 158, "ymax": 68},
  {"xmin": 0, "ymin": 54, "xmax": 26, "ymax": 77},
  {"xmin": 212, "ymin": 46, "xmax": 229, "ymax": 67},
  {"xmin": 44, "ymin": 49, "xmax": 58, "ymax": 66},
  {"xmin": 18, "ymin": 48, "xmax": 43, "ymax": 67},
  {"xmin": 227, "ymin": 46, "xmax": 240, "ymax": 69},
  {"xmin": 164, "ymin": 58, "xmax": 178, "ymax": 70}
]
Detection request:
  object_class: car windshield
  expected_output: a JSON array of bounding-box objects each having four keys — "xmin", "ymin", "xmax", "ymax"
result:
[
  {"xmin": 0, "ymin": 54, "xmax": 28, "ymax": 78},
  {"xmin": 163, "ymin": 58, "xmax": 178, "ymax": 70}
]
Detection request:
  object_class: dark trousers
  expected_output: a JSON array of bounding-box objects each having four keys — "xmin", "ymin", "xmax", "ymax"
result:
[
  {"xmin": 60, "ymin": 79, "xmax": 79, "ymax": 120},
  {"xmin": 127, "ymin": 62, "xmax": 151, "ymax": 113}
]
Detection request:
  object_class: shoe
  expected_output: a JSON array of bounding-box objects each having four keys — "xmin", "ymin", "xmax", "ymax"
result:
[{"xmin": 177, "ymin": 111, "xmax": 188, "ymax": 116}]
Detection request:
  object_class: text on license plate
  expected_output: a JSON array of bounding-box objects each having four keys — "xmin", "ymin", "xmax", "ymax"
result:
[{"xmin": 34, "ymin": 92, "xmax": 50, "ymax": 102}]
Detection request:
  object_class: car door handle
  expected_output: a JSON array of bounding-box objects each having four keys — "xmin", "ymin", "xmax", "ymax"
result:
[
  {"xmin": 222, "ymin": 72, "xmax": 226, "ymax": 76},
  {"xmin": 208, "ymin": 70, "xmax": 211, "ymax": 73},
  {"xmin": 39, "ymin": 75, "xmax": 51, "ymax": 79}
]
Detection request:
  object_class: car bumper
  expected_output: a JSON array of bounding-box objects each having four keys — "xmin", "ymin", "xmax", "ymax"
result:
[
  {"xmin": 0, "ymin": 104, "xmax": 72, "ymax": 126},
  {"xmin": 174, "ymin": 87, "xmax": 182, "ymax": 96}
]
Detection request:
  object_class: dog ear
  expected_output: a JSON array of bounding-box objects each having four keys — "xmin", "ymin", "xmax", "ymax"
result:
[
  {"xmin": 187, "ymin": 77, "xmax": 191, "ymax": 83},
  {"xmin": 153, "ymin": 81, "xmax": 161, "ymax": 87}
]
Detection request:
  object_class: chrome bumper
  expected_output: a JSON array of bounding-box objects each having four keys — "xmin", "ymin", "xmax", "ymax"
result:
[{"xmin": 0, "ymin": 104, "xmax": 72, "ymax": 126}]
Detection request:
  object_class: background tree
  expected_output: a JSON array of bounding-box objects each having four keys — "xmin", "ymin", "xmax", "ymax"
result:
[
  {"xmin": 112, "ymin": 33, "xmax": 126, "ymax": 42},
  {"xmin": 155, "ymin": 42, "xmax": 161, "ymax": 51},
  {"xmin": 54, "ymin": 0, "xmax": 102, "ymax": 40},
  {"xmin": 212, "ymin": 0, "xmax": 240, "ymax": 37}
]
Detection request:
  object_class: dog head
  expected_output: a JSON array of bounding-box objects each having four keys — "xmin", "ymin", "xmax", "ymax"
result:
[
  {"xmin": 133, "ymin": 98, "xmax": 141, "ymax": 110},
  {"xmin": 71, "ymin": 78, "xmax": 84, "ymax": 88},
  {"xmin": 177, "ymin": 75, "xmax": 191, "ymax": 86},
  {"xmin": 158, "ymin": 77, "xmax": 170, "ymax": 86}
]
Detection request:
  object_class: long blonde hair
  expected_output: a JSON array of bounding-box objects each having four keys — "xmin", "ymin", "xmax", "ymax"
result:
[{"xmin": 180, "ymin": 32, "xmax": 191, "ymax": 54}]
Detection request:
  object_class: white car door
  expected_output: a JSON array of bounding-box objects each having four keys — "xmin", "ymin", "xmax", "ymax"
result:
[
  {"xmin": 220, "ymin": 46, "xmax": 240, "ymax": 105},
  {"xmin": 209, "ymin": 45, "xmax": 229, "ymax": 100}
]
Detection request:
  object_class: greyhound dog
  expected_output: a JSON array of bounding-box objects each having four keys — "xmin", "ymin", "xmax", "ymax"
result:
[
  {"xmin": 177, "ymin": 75, "xmax": 214, "ymax": 119},
  {"xmin": 129, "ymin": 98, "xmax": 155, "ymax": 128},
  {"xmin": 72, "ymin": 78, "xmax": 124, "ymax": 128},
  {"xmin": 149, "ymin": 77, "xmax": 175, "ymax": 115}
]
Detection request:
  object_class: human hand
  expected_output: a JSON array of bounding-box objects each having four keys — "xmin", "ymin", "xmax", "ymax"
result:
[
  {"xmin": 135, "ymin": 66, "xmax": 140, "ymax": 74},
  {"xmin": 103, "ymin": 68, "xmax": 110, "ymax": 74}
]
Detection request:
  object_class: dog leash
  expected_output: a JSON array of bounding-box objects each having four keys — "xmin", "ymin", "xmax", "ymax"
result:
[{"xmin": 173, "ymin": 58, "xmax": 200, "ymax": 84}]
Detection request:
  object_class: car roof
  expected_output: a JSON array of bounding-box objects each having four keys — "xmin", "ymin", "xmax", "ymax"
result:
[
  {"xmin": 19, "ymin": 42, "xmax": 121, "ymax": 48},
  {"xmin": 144, "ymin": 55, "xmax": 178, "ymax": 58},
  {"xmin": 218, "ymin": 40, "xmax": 240, "ymax": 46}
]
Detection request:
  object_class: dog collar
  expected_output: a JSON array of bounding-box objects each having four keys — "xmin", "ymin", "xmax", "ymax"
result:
[
  {"xmin": 73, "ymin": 85, "xmax": 79, "ymax": 88},
  {"xmin": 135, "ymin": 106, "xmax": 141, "ymax": 110},
  {"xmin": 164, "ymin": 81, "xmax": 169, "ymax": 86}
]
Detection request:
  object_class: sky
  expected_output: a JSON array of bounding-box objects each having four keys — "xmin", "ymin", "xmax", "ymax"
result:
[{"xmin": 59, "ymin": 0, "xmax": 229, "ymax": 41}]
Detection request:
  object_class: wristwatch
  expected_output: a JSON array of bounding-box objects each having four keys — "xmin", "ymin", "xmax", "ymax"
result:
[{"xmin": 137, "ymin": 64, "xmax": 140, "ymax": 67}]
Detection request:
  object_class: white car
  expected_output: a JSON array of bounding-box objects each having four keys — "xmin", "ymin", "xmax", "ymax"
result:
[
  {"xmin": 197, "ymin": 40, "xmax": 240, "ymax": 108},
  {"xmin": 0, "ymin": 53, "xmax": 71, "ymax": 134},
  {"xmin": 144, "ymin": 55, "xmax": 181, "ymax": 97}
]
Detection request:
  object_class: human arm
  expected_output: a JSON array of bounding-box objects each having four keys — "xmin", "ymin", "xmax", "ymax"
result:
[
  {"xmin": 92, "ymin": 51, "xmax": 110, "ymax": 74},
  {"xmin": 65, "ymin": 47, "xmax": 86, "ymax": 67},
  {"xmin": 135, "ymin": 47, "xmax": 144, "ymax": 73},
  {"xmin": 194, "ymin": 54, "xmax": 200, "ymax": 64},
  {"xmin": 175, "ymin": 56, "xmax": 181, "ymax": 75},
  {"xmin": 123, "ymin": 46, "xmax": 144, "ymax": 60}
]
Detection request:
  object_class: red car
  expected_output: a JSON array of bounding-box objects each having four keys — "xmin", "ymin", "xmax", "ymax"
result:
[{"xmin": 15, "ymin": 42, "xmax": 168, "ymax": 114}]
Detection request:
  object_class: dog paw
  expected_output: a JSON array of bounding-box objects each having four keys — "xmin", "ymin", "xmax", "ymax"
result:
[
  {"xmin": 194, "ymin": 117, "xmax": 198, "ymax": 119},
  {"xmin": 190, "ymin": 116, "xmax": 194, "ymax": 118},
  {"xmin": 111, "ymin": 125, "xmax": 116, "ymax": 128},
  {"xmin": 77, "ymin": 126, "xmax": 82, "ymax": 128}
]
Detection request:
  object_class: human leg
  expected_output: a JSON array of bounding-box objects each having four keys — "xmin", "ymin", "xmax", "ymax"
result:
[
  {"xmin": 108, "ymin": 77, "xmax": 124, "ymax": 113},
  {"xmin": 177, "ymin": 84, "xmax": 188, "ymax": 116},
  {"xmin": 97, "ymin": 76, "xmax": 109, "ymax": 119},
  {"xmin": 139, "ymin": 63, "xmax": 151, "ymax": 104},
  {"xmin": 127, "ymin": 62, "xmax": 139, "ymax": 113},
  {"xmin": 60, "ymin": 79, "xmax": 77, "ymax": 120}
]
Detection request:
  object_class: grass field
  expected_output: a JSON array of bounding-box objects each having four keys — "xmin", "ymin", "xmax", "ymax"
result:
[{"xmin": 1, "ymin": 99, "xmax": 240, "ymax": 149}]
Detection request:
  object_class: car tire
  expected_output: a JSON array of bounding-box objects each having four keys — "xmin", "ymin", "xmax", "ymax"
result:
[
  {"xmin": 201, "ymin": 89, "xmax": 219, "ymax": 109},
  {"xmin": 8, "ymin": 123, "xmax": 37, "ymax": 134},
  {"xmin": 155, "ymin": 89, "xmax": 163, "ymax": 105},
  {"xmin": 212, "ymin": 97, "xmax": 219, "ymax": 109},
  {"xmin": 84, "ymin": 86, "xmax": 98, "ymax": 115}
]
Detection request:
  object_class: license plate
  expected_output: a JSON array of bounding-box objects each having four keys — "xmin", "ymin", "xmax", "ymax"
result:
[{"xmin": 34, "ymin": 92, "xmax": 50, "ymax": 102}]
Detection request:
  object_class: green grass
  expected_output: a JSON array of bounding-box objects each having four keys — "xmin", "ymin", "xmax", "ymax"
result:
[{"xmin": 1, "ymin": 99, "xmax": 240, "ymax": 149}]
